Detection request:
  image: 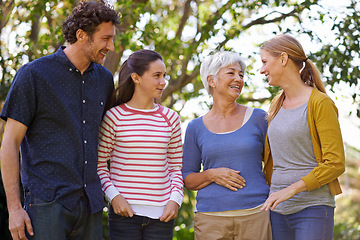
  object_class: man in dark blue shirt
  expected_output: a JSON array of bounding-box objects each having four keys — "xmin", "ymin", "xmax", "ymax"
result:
[{"xmin": 0, "ymin": 1, "xmax": 120, "ymax": 239}]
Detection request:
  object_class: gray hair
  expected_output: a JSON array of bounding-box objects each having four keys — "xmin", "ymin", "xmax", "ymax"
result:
[{"xmin": 200, "ymin": 51, "xmax": 246, "ymax": 95}]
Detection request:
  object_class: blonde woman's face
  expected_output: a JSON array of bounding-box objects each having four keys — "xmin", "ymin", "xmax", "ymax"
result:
[{"xmin": 260, "ymin": 49, "xmax": 282, "ymax": 86}]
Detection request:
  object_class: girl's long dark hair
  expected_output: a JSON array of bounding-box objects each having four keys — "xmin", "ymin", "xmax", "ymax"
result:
[{"xmin": 112, "ymin": 49, "xmax": 163, "ymax": 107}]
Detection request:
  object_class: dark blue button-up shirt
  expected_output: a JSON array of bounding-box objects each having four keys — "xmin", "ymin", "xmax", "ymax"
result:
[{"xmin": 1, "ymin": 47, "xmax": 114, "ymax": 213}]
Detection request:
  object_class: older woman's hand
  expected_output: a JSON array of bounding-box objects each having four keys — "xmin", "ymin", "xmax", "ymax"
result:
[{"xmin": 208, "ymin": 167, "xmax": 246, "ymax": 191}]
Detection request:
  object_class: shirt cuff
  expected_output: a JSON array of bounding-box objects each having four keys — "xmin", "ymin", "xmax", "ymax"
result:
[
  {"xmin": 105, "ymin": 186, "xmax": 120, "ymax": 202},
  {"xmin": 301, "ymin": 172, "xmax": 320, "ymax": 192},
  {"xmin": 170, "ymin": 191, "xmax": 183, "ymax": 207}
]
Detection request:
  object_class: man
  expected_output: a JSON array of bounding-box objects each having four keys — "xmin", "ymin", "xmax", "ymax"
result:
[{"xmin": 0, "ymin": 1, "xmax": 120, "ymax": 239}]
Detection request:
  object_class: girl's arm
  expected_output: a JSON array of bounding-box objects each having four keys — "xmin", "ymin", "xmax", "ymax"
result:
[
  {"xmin": 97, "ymin": 110, "xmax": 121, "ymax": 202},
  {"xmin": 165, "ymin": 112, "xmax": 184, "ymax": 206}
]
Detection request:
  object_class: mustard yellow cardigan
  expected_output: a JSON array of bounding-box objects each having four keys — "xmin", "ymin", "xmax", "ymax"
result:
[{"xmin": 263, "ymin": 88, "xmax": 345, "ymax": 195}]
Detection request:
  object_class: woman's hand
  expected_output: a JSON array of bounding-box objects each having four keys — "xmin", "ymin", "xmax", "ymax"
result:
[
  {"xmin": 208, "ymin": 167, "xmax": 246, "ymax": 191},
  {"xmin": 111, "ymin": 194, "xmax": 135, "ymax": 217},
  {"xmin": 261, "ymin": 180, "xmax": 307, "ymax": 211},
  {"xmin": 159, "ymin": 200, "xmax": 179, "ymax": 222}
]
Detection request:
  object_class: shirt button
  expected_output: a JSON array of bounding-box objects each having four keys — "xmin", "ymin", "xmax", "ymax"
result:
[
  {"xmin": 85, "ymin": 161, "xmax": 88, "ymax": 164},
  {"xmin": 83, "ymin": 100, "xmax": 86, "ymax": 103},
  {"xmin": 83, "ymin": 120, "xmax": 86, "ymax": 124},
  {"xmin": 101, "ymin": 102, "xmax": 104, "ymax": 105},
  {"xmin": 84, "ymin": 140, "xmax": 87, "ymax": 144},
  {"xmin": 69, "ymin": 68, "xmax": 72, "ymax": 72},
  {"xmin": 82, "ymin": 81, "xmax": 85, "ymax": 84},
  {"xmin": 84, "ymin": 184, "xmax": 87, "ymax": 187}
]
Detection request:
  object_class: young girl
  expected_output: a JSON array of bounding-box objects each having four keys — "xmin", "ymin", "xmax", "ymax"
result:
[
  {"xmin": 97, "ymin": 49, "xmax": 183, "ymax": 240},
  {"xmin": 260, "ymin": 34, "xmax": 345, "ymax": 240}
]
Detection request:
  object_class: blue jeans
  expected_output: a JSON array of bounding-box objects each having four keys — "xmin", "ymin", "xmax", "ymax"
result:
[
  {"xmin": 24, "ymin": 191, "xmax": 103, "ymax": 240},
  {"xmin": 270, "ymin": 205, "xmax": 334, "ymax": 240},
  {"xmin": 108, "ymin": 206, "xmax": 174, "ymax": 240}
]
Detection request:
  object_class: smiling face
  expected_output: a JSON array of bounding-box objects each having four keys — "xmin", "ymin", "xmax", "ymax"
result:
[
  {"xmin": 133, "ymin": 59, "xmax": 167, "ymax": 100},
  {"xmin": 260, "ymin": 49, "xmax": 283, "ymax": 86},
  {"xmin": 83, "ymin": 21, "xmax": 116, "ymax": 64},
  {"xmin": 210, "ymin": 62, "xmax": 244, "ymax": 99}
]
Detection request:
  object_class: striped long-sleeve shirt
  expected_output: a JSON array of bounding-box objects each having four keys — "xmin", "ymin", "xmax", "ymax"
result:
[{"xmin": 97, "ymin": 103, "xmax": 184, "ymax": 209}]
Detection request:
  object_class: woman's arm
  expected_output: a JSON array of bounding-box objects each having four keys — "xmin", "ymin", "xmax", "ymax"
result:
[
  {"xmin": 301, "ymin": 96, "xmax": 345, "ymax": 191},
  {"xmin": 182, "ymin": 119, "xmax": 245, "ymax": 191},
  {"xmin": 184, "ymin": 167, "xmax": 246, "ymax": 191},
  {"xmin": 261, "ymin": 179, "xmax": 308, "ymax": 211}
]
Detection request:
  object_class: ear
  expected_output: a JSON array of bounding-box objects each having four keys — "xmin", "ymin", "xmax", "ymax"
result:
[
  {"xmin": 207, "ymin": 75, "xmax": 215, "ymax": 88},
  {"xmin": 76, "ymin": 29, "xmax": 88, "ymax": 42},
  {"xmin": 131, "ymin": 73, "xmax": 140, "ymax": 84},
  {"xmin": 280, "ymin": 52, "xmax": 289, "ymax": 66}
]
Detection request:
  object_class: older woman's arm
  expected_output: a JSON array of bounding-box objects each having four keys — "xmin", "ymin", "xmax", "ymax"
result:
[
  {"xmin": 182, "ymin": 120, "xmax": 245, "ymax": 191},
  {"xmin": 184, "ymin": 168, "xmax": 246, "ymax": 191}
]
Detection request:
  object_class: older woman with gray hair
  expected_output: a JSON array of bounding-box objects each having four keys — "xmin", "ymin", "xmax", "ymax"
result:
[{"xmin": 182, "ymin": 51, "xmax": 272, "ymax": 240}]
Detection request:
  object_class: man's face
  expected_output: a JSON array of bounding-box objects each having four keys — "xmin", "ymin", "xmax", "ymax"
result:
[{"xmin": 84, "ymin": 22, "xmax": 116, "ymax": 64}]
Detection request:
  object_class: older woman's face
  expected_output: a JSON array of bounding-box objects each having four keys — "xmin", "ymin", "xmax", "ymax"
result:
[{"xmin": 212, "ymin": 62, "xmax": 244, "ymax": 98}]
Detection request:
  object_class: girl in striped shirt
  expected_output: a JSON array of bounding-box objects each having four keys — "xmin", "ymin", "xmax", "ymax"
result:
[{"xmin": 97, "ymin": 49, "xmax": 183, "ymax": 240}]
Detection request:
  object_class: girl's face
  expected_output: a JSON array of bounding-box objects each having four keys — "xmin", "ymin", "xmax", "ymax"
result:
[
  {"xmin": 136, "ymin": 59, "xmax": 166, "ymax": 99},
  {"xmin": 211, "ymin": 62, "xmax": 244, "ymax": 99},
  {"xmin": 260, "ymin": 49, "xmax": 283, "ymax": 86}
]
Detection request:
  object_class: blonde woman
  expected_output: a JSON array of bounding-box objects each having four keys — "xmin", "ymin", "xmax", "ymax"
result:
[{"xmin": 260, "ymin": 34, "xmax": 345, "ymax": 240}]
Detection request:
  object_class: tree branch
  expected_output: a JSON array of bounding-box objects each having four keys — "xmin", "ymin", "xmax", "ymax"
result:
[
  {"xmin": 175, "ymin": 0, "xmax": 192, "ymax": 39},
  {"xmin": 0, "ymin": 0, "xmax": 15, "ymax": 29}
]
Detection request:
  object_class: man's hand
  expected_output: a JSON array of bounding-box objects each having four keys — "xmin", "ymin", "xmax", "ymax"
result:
[
  {"xmin": 159, "ymin": 200, "xmax": 179, "ymax": 222},
  {"xmin": 8, "ymin": 208, "xmax": 33, "ymax": 240}
]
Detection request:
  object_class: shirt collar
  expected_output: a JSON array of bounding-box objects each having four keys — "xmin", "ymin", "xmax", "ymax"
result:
[{"xmin": 55, "ymin": 46, "xmax": 94, "ymax": 73}]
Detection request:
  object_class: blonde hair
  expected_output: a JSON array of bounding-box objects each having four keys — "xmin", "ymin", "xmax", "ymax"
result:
[{"xmin": 260, "ymin": 34, "xmax": 326, "ymax": 122}]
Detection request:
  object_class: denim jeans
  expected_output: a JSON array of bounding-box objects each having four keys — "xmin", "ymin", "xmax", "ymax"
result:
[
  {"xmin": 24, "ymin": 191, "xmax": 103, "ymax": 240},
  {"xmin": 108, "ymin": 206, "xmax": 174, "ymax": 240},
  {"xmin": 270, "ymin": 205, "xmax": 334, "ymax": 240}
]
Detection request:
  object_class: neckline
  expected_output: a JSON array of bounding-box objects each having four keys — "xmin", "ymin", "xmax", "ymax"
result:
[
  {"xmin": 201, "ymin": 107, "xmax": 254, "ymax": 135},
  {"xmin": 280, "ymin": 101, "xmax": 308, "ymax": 111},
  {"xmin": 122, "ymin": 103, "xmax": 160, "ymax": 113}
]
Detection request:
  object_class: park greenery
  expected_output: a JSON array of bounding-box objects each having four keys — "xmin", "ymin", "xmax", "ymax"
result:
[{"xmin": 0, "ymin": 0, "xmax": 359, "ymax": 239}]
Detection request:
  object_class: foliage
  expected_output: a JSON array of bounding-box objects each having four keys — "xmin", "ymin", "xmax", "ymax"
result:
[
  {"xmin": 0, "ymin": 0, "xmax": 360, "ymax": 239},
  {"xmin": 313, "ymin": 0, "xmax": 360, "ymax": 117},
  {"xmin": 333, "ymin": 145, "xmax": 360, "ymax": 240},
  {"xmin": 0, "ymin": 172, "xmax": 11, "ymax": 240}
]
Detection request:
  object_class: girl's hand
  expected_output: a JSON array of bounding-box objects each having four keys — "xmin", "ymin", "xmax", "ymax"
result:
[
  {"xmin": 111, "ymin": 194, "xmax": 135, "ymax": 217},
  {"xmin": 159, "ymin": 200, "xmax": 179, "ymax": 222}
]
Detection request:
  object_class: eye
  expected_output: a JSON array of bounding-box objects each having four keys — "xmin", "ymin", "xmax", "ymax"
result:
[
  {"xmin": 226, "ymin": 72, "xmax": 234, "ymax": 75},
  {"xmin": 239, "ymin": 74, "xmax": 244, "ymax": 78}
]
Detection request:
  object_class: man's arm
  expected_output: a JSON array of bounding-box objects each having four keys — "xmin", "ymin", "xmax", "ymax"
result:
[{"xmin": 0, "ymin": 118, "xmax": 33, "ymax": 240}]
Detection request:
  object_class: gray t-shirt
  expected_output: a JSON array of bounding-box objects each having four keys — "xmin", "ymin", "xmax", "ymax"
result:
[{"xmin": 268, "ymin": 102, "xmax": 335, "ymax": 215}]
